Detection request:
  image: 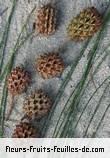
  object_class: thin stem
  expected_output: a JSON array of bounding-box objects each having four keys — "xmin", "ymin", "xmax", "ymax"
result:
[
  {"xmin": 91, "ymin": 104, "xmax": 110, "ymax": 138},
  {"xmin": 0, "ymin": 6, "xmax": 36, "ymax": 82},
  {"xmin": 0, "ymin": 78, "xmax": 8, "ymax": 137},
  {"xmin": 5, "ymin": 95, "xmax": 15, "ymax": 121},
  {"xmin": 53, "ymin": 82, "xmax": 80, "ymax": 137},
  {"xmin": 71, "ymin": 76, "xmax": 110, "ymax": 136},
  {"xmin": 0, "ymin": 0, "xmax": 17, "ymax": 72},
  {"xmin": 83, "ymin": 84, "xmax": 109, "ymax": 137}
]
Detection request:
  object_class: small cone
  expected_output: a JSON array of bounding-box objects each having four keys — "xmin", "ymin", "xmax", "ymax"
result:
[
  {"xmin": 35, "ymin": 4, "xmax": 56, "ymax": 36},
  {"xmin": 67, "ymin": 7, "xmax": 102, "ymax": 41},
  {"xmin": 23, "ymin": 90, "xmax": 52, "ymax": 120},
  {"xmin": 36, "ymin": 53, "xmax": 64, "ymax": 79},
  {"xmin": 7, "ymin": 66, "xmax": 30, "ymax": 95},
  {"xmin": 12, "ymin": 122, "xmax": 39, "ymax": 138}
]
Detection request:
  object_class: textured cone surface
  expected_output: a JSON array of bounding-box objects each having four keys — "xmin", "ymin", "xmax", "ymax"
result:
[
  {"xmin": 23, "ymin": 90, "xmax": 52, "ymax": 119},
  {"xmin": 12, "ymin": 122, "xmax": 39, "ymax": 138},
  {"xmin": 7, "ymin": 67, "xmax": 30, "ymax": 96},
  {"xmin": 36, "ymin": 53, "xmax": 64, "ymax": 79},
  {"xmin": 36, "ymin": 4, "xmax": 56, "ymax": 35},
  {"xmin": 67, "ymin": 7, "xmax": 102, "ymax": 41}
]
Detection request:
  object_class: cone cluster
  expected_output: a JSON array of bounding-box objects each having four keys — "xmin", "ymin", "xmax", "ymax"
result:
[{"xmin": 5, "ymin": 5, "xmax": 102, "ymax": 138}]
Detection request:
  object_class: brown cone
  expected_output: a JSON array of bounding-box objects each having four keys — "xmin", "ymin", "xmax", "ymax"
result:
[
  {"xmin": 7, "ymin": 66, "xmax": 30, "ymax": 96},
  {"xmin": 35, "ymin": 4, "xmax": 56, "ymax": 36},
  {"xmin": 36, "ymin": 53, "xmax": 64, "ymax": 79},
  {"xmin": 23, "ymin": 90, "xmax": 52, "ymax": 120},
  {"xmin": 12, "ymin": 122, "xmax": 39, "ymax": 138}
]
